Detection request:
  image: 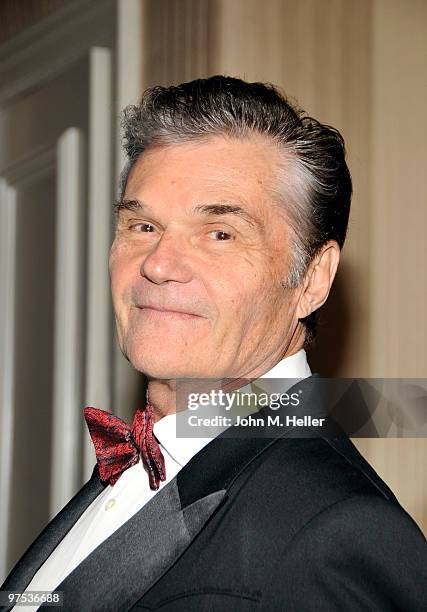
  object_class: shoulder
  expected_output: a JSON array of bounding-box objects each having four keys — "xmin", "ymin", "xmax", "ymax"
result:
[
  {"xmin": 236, "ymin": 434, "xmax": 423, "ymax": 547},
  {"xmin": 286, "ymin": 492, "xmax": 426, "ymax": 561},
  {"xmin": 249, "ymin": 438, "xmax": 427, "ymax": 610},
  {"xmin": 247, "ymin": 435, "xmax": 397, "ymax": 507},
  {"xmin": 259, "ymin": 493, "xmax": 427, "ymax": 611}
]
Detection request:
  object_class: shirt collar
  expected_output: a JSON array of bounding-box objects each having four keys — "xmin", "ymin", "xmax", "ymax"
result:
[
  {"xmin": 153, "ymin": 412, "xmax": 210, "ymax": 468},
  {"xmin": 152, "ymin": 348, "xmax": 312, "ymax": 468},
  {"xmin": 259, "ymin": 347, "xmax": 311, "ymax": 379}
]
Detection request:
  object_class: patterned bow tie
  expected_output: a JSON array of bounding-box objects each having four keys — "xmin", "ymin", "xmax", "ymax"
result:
[{"xmin": 83, "ymin": 404, "xmax": 166, "ymax": 490}]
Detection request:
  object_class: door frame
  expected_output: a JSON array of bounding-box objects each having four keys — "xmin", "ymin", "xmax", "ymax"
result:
[{"xmin": 0, "ymin": 0, "xmax": 143, "ymax": 582}]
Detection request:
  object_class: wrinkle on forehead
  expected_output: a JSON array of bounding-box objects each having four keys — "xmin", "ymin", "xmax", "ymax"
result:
[
  {"xmin": 124, "ymin": 135, "xmax": 290, "ymax": 232},
  {"xmin": 125, "ymin": 133, "xmax": 283, "ymax": 192}
]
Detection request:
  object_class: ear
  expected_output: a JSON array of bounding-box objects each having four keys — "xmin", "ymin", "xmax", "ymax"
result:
[{"xmin": 295, "ymin": 240, "xmax": 341, "ymax": 320}]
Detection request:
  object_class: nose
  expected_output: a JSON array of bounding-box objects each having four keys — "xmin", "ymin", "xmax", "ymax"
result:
[{"xmin": 140, "ymin": 231, "xmax": 193, "ymax": 284}]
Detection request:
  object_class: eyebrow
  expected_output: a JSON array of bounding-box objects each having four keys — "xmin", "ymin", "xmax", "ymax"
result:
[{"xmin": 114, "ymin": 198, "xmax": 264, "ymax": 231}]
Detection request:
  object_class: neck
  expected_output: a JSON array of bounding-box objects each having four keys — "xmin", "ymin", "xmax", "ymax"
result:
[
  {"xmin": 146, "ymin": 330, "xmax": 306, "ymax": 422},
  {"xmin": 147, "ymin": 379, "xmax": 178, "ymax": 421}
]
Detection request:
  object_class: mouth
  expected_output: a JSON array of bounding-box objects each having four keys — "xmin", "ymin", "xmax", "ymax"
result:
[{"xmin": 137, "ymin": 305, "xmax": 204, "ymax": 320}]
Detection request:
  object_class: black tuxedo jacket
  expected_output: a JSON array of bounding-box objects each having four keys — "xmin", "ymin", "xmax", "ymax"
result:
[{"xmin": 2, "ymin": 374, "xmax": 426, "ymax": 611}]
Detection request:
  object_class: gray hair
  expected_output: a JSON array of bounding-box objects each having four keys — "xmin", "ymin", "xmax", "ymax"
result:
[{"xmin": 119, "ymin": 76, "xmax": 352, "ymax": 347}]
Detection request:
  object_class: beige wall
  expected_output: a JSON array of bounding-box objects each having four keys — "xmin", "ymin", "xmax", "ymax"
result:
[
  {"xmin": 142, "ymin": 0, "xmax": 427, "ymax": 532},
  {"xmin": 361, "ymin": 0, "xmax": 427, "ymax": 534}
]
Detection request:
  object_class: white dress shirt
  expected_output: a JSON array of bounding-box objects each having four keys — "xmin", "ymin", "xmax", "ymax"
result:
[{"xmin": 14, "ymin": 349, "xmax": 311, "ymax": 610}]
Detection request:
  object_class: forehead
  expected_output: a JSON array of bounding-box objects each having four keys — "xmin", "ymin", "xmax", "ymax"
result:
[{"xmin": 124, "ymin": 134, "xmax": 282, "ymax": 206}]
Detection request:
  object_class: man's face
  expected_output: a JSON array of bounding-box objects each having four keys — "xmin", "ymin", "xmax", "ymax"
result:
[{"xmin": 109, "ymin": 135, "xmax": 303, "ymax": 379}]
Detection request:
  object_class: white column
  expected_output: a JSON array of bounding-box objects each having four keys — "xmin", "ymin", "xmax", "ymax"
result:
[
  {"xmin": 50, "ymin": 128, "xmax": 85, "ymax": 517},
  {"xmin": 113, "ymin": 0, "xmax": 145, "ymax": 421},
  {"xmin": 82, "ymin": 47, "xmax": 113, "ymax": 480},
  {"xmin": 0, "ymin": 180, "xmax": 16, "ymax": 583}
]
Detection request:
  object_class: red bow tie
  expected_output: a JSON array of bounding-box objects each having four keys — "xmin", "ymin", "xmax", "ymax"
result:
[{"xmin": 83, "ymin": 404, "xmax": 166, "ymax": 490}]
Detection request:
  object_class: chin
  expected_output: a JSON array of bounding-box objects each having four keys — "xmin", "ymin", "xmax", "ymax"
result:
[{"xmin": 127, "ymin": 351, "xmax": 205, "ymax": 380}]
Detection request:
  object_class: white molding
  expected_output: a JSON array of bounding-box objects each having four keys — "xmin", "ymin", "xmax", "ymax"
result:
[
  {"xmin": 115, "ymin": 0, "xmax": 144, "ymax": 192},
  {"xmin": 0, "ymin": 0, "xmax": 144, "ymax": 517},
  {"xmin": 116, "ymin": 0, "xmax": 144, "ymax": 151},
  {"xmin": 0, "ymin": 145, "xmax": 56, "ymax": 183},
  {"xmin": 0, "ymin": 180, "xmax": 16, "ymax": 583},
  {"xmin": 0, "ymin": 149, "xmax": 56, "ymax": 581},
  {"xmin": 50, "ymin": 128, "xmax": 85, "ymax": 516},
  {"xmin": 0, "ymin": 0, "xmax": 115, "ymax": 107},
  {"xmin": 112, "ymin": 0, "xmax": 145, "ymax": 419},
  {"xmin": 83, "ymin": 47, "xmax": 113, "ymax": 480}
]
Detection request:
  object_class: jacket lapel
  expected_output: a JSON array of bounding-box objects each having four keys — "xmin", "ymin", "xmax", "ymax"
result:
[
  {"xmin": 45, "ymin": 480, "xmax": 227, "ymax": 611},
  {"xmin": 36, "ymin": 393, "xmax": 303, "ymax": 610},
  {"xmin": 43, "ymin": 431, "xmax": 286, "ymax": 612},
  {"xmin": 1, "ymin": 467, "xmax": 105, "ymax": 601}
]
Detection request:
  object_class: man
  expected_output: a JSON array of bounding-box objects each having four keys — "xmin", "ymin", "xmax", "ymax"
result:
[{"xmin": 2, "ymin": 76, "xmax": 426, "ymax": 611}]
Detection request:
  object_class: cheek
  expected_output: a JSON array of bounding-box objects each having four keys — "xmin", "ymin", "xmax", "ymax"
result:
[
  {"xmin": 110, "ymin": 262, "xmax": 126, "ymax": 298},
  {"xmin": 110, "ymin": 238, "xmax": 140, "ymax": 278},
  {"xmin": 221, "ymin": 258, "xmax": 290, "ymax": 327},
  {"xmin": 209, "ymin": 264, "xmax": 271, "ymax": 322},
  {"xmin": 109, "ymin": 252, "xmax": 136, "ymax": 310}
]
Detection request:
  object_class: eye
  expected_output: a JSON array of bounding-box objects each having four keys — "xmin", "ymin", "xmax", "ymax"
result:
[
  {"xmin": 130, "ymin": 222, "xmax": 155, "ymax": 233},
  {"xmin": 209, "ymin": 230, "xmax": 233, "ymax": 241}
]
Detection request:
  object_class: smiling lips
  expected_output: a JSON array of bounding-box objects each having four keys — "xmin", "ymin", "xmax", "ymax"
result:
[{"xmin": 138, "ymin": 305, "xmax": 203, "ymax": 319}]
